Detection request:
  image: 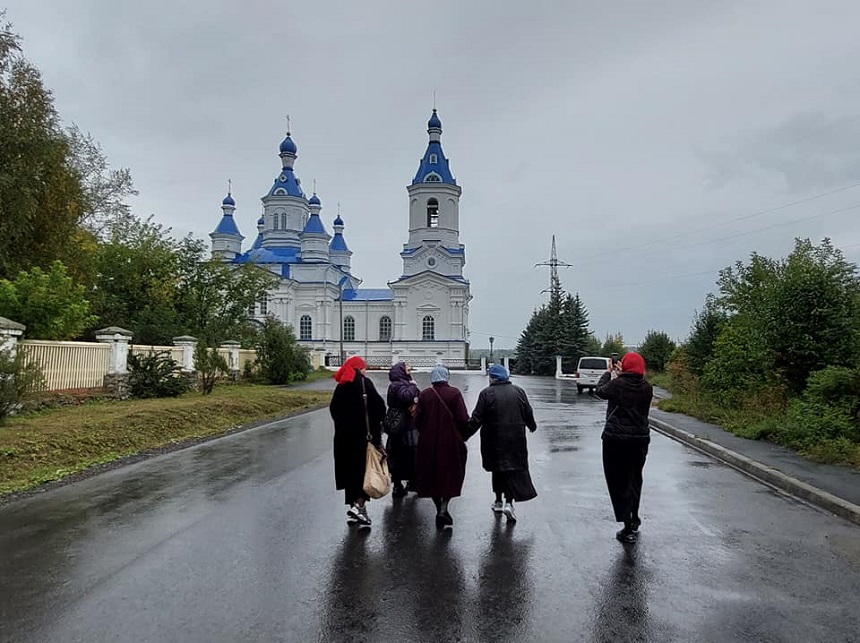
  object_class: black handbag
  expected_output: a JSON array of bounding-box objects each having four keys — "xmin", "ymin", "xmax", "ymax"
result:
[{"xmin": 383, "ymin": 406, "xmax": 407, "ymax": 437}]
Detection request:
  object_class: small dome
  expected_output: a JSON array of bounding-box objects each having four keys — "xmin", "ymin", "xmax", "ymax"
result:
[
  {"xmin": 222, "ymin": 193, "xmax": 235, "ymax": 207},
  {"xmin": 309, "ymin": 193, "xmax": 321, "ymax": 206},
  {"xmin": 333, "ymin": 215, "xmax": 344, "ymax": 226},
  {"xmin": 428, "ymin": 109, "xmax": 442, "ymax": 129},
  {"xmin": 279, "ymin": 134, "xmax": 297, "ymax": 155}
]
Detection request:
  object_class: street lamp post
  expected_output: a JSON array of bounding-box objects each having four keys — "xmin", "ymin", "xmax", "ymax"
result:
[
  {"xmin": 489, "ymin": 336, "xmax": 495, "ymax": 365},
  {"xmin": 339, "ymin": 281, "xmax": 345, "ymax": 364}
]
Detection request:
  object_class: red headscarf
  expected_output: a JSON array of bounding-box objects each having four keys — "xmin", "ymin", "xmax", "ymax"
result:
[
  {"xmin": 621, "ymin": 352, "xmax": 646, "ymax": 376},
  {"xmin": 334, "ymin": 356, "xmax": 367, "ymax": 383}
]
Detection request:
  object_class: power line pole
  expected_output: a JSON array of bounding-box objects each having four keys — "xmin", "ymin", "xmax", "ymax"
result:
[{"xmin": 534, "ymin": 235, "xmax": 573, "ymax": 298}]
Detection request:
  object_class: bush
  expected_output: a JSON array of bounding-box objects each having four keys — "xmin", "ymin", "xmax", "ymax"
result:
[
  {"xmin": 0, "ymin": 349, "xmax": 46, "ymax": 423},
  {"xmin": 194, "ymin": 342, "xmax": 228, "ymax": 395},
  {"xmin": 255, "ymin": 318, "xmax": 310, "ymax": 385},
  {"xmin": 127, "ymin": 351, "xmax": 191, "ymax": 398}
]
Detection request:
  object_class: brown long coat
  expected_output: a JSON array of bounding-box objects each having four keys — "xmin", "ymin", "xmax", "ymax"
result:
[{"xmin": 415, "ymin": 382, "xmax": 470, "ymax": 498}]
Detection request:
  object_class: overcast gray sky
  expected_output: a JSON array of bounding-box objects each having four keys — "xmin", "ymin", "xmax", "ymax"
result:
[{"xmin": 6, "ymin": 0, "xmax": 860, "ymax": 348}]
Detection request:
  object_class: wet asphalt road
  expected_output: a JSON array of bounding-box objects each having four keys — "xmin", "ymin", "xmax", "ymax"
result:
[{"xmin": 1, "ymin": 374, "xmax": 859, "ymax": 643}]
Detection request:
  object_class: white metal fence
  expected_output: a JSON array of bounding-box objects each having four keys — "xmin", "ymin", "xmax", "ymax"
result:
[
  {"xmin": 20, "ymin": 340, "xmax": 111, "ymax": 390},
  {"xmin": 17, "ymin": 340, "xmax": 258, "ymax": 392}
]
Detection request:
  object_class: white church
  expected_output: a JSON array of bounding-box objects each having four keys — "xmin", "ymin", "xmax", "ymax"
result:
[{"xmin": 209, "ymin": 110, "xmax": 472, "ymax": 368}]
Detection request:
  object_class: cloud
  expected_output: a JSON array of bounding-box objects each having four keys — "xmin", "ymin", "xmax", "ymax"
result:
[{"xmin": 5, "ymin": 0, "xmax": 860, "ymax": 346}]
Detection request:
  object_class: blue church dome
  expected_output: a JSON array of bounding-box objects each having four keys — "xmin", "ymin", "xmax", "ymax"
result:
[
  {"xmin": 428, "ymin": 109, "xmax": 442, "ymax": 129},
  {"xmin": 257, "ymin": 216, "xmax": 265, "ymax": 226},
  {"xmin": 309, "ymin": 193, "xmax": 321, "ymax": 206},
  {"xmin": 222, "ymin": 193, "xmax": 235, "ymax": 207},
  {"xmin": 333, "ymin": 215, "xmax": 344, "ymax": 226},
  {"xmin": 279, "ymin": 135, "xmax": 297, "ymax": 155}
]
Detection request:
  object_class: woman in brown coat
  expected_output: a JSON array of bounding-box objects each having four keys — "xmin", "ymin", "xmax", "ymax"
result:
[{"xmin": 415, "ymin": 365, "xmax": 470, "ymax": 529}]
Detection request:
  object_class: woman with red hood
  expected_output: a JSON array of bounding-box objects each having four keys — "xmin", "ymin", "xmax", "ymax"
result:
[
  {"xmin": 594, "ymin": 352, "xmax": 653, "ymax": 543},
  {"xmin": 329, "ymin": 356, "xmax": 386, "ymax": 526}
]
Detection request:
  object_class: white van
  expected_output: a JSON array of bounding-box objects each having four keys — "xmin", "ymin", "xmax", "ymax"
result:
[{"xmin": 575, "ymin": 356, "xmax": 611, "ymax": 394}]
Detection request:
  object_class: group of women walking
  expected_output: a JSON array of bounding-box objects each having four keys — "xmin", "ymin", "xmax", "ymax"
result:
[{"xmin": 328, "ymin": 357, "xmax": 538, "ymax": 529}]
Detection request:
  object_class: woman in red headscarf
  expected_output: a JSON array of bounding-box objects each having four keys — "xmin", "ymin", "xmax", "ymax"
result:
[
  {"xmin": 594, "ymin": 352, "xmax": 653, "ymax": 544},
  {"xmin": 329, "ymin": 356, "xmax": 386, "ymax": 526}
]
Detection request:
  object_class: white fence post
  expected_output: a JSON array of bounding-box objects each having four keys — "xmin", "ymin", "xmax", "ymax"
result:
[
  {"xmin": 95, "ymin": 327, "xmax": 133, "ymax": 375},
  {"xmin": 555, "ymin": 355, "xmax": 563, "ymax": 378},
  {"xmin": 503, "ymin": 356, "xmax": 511, "ymax": 371},
  {"xmin": 220, "ymin": 341, "xmax": 241, "ymax": 379},
  {"xmin": 0, "ymin": 317, "xmax": 25, "ymax": 357},
  {"xmin": 480, "ymin": 356, "xmax": 487, "ymax": 372},
  {"xmin": 172, "ymin": 336, "xmax": 198, "ymax": 373},
  {"xmin": 95, "ymin": 326, "xmax": 133, "ymax": 397}
]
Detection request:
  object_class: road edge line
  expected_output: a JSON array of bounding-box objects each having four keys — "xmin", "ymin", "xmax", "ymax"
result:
[{"xmin": 650, "ymin": 416, "xmax": 860, "ymax": 527}]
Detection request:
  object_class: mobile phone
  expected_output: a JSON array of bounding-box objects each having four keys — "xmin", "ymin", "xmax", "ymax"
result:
[{"xmin": 611, "ymin": 352, "xmax": 620, "ymax": 365}]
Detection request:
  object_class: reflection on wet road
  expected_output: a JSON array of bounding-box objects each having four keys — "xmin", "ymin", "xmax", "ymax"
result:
[{"xmin": 1, "ymin": 374, "xmax": 858, "ymax": 642}]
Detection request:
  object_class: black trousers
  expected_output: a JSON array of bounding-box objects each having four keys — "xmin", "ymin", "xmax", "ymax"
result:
[{"xmin": 602, "ymin": 439, "xmax": 649, "ymax": 525}]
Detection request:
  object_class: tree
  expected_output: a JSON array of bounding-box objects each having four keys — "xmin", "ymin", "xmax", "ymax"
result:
[
  {"xmin": 0, "ymin": 261, "xmax": 97, "ymax": 339},
  {"xmin": 89, "ymin": 216, "xmax": 186, "ymax": 344},
  {"xmin": 66, "ymin": 123, "xmax": 138, "ymax": 238},
  {"xmin": 516, "ymin": 288, "xmax": 595, "ymax": 375},
  {"xmin": 194, "ymin": 342, "xmax": 228, "ymax": 395},
  {"xmin": 638, "ymin": 330, "xmax": 676, "ymax": 373},
  {"xmin": 600, "ymin": 333, "xmax": 626, "ymax": 358},
  {"xmin": 559, "ymin": 293, "xmax": 591, "ymax": 364},
  {"xmin": 685, "ymin": 294, "xmax": 728, "ymax": 376},
  {"xmin": 177, "ymin": 238, "xmax": 280, "ymax": 346},
  {"xmin": 0, "ymin": 15, "xmax": 85, "ymax": 279},
  {"xmin": 255, "ymin": 317, "xmax": 310, "ymax": 384},
  {"xmin": 0, "ymin": 347, "xmax": 45, "ymax": 422},
  {"xmin": 711, "ymin": 238, "xmax": 860, "ymax": 394}
]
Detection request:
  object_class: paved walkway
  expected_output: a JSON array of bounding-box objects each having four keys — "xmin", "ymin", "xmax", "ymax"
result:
[{"xmin": 650, "ymin": 402, "xmax": 860, "ymax": 517}]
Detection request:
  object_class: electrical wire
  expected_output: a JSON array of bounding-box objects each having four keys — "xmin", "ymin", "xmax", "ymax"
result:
[
  {"xmin": 574, "ymin": 180, "xmax": 860, "ymax": 265},
  {"xmin": 576, "ymin": 201, "xmax": 860, "ymax": 267}
]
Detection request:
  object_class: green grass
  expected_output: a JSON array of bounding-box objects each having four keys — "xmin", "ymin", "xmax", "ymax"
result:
[
  {"xmin": 657, "ymin": 392, "xmax": 860, "ymax": 469},
  {"xmin": 0, "ymin": 384, "xmax": 330, "ymax": 496}
]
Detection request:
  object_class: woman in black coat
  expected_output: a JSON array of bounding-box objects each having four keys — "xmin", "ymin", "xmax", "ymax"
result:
[
  {"xmin": 468, "ymin": 364, "xmax": 537, "ymax": 524},
  {"xmin": 329, "ymin": 356, "xmax": 385, "ymax": 526}
]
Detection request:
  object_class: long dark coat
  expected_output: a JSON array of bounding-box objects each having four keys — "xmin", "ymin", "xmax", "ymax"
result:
[
  {"xmin": 386, "ymin": 363, "xmax": 420, "ymax": 481},
  {"xmin": 415, "ymin": 382, "xmax": 470, "ymax": 498},
  {"xmin": 329, "ymin": 374, "xmax": 385, "ymax": 503},
  {"xmin": 468, "ymin": 381, "xmax": 537, "ymax": 472}
]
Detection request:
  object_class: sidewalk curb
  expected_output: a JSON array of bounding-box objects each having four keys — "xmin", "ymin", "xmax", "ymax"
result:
[{"xmin": 650, "ymin": 416, "xmax": 860, "ymax": 527}]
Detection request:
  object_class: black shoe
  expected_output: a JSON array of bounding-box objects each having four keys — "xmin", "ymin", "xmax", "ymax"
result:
[
  {"xmin": 435, "ymin": 514, "xmax": 447, "ymax": 529},
  {"xmin": 392, "ymin": 484, "xmax": 407, "ymax": 498},
  {"xmin": 616, "ymin": 526, "xmax": 637, "ymax": 543}
]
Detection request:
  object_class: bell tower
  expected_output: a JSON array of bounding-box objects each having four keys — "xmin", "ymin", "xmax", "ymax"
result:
[{"xmin": 401, "ymin": 109, "xmax": 465, "ymax": 278}]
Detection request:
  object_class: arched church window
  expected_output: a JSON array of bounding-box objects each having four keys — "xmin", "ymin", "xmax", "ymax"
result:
[
  {"xmin": 429, "ymin": 154, "xmax": 438, "ymax": 164},
  {"xmin": 343, "ymin": 316, "xmax": 355, "ymax": 342},
  {"xmin": 273, "ymin": 215, "xmax": 280, "ymax": 230},
  {"xmin": 424, "ymin": 173, "xmax": 442, "ymax": 182},
  {"xmin": 281, "ymin": 213, "xmax": 288, "ymax": 229},
  {"xmin": 259, "ymin": 296, "xmax": 268, "ymax": 316},
  {"xmin": 422, "ymin": 316, "xmax": 435, "ymax": 341},
  {"xmin": 379, "ymin": 316, "xmax": 392, "ymax": 342},
  {"xmin": 427, "ymin": 198, "xmax": 439, "ymax": 228},
  {"xmin": 299, "ymin": 315, "xmax": 312, "ymax": 340}
]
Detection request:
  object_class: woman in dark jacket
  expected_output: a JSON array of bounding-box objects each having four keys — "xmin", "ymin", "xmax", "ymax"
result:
[
  {"xmin": 468, "ymin": 364, "xmax": 537, "ymax": 524},
  {"xmin": 415, "ymin": 365, "xmax": 470, "ymax": 529},
  {"xmin": 386, "ymin": 362, "xmax": 420, "ymax": 497},
  {"xmin": 329, "ymin": 356, "xmax": 386, "ymax": 526},
  {"xmin": 594, "ymin": 351, "xmax": 653, "ymax": 543}
]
